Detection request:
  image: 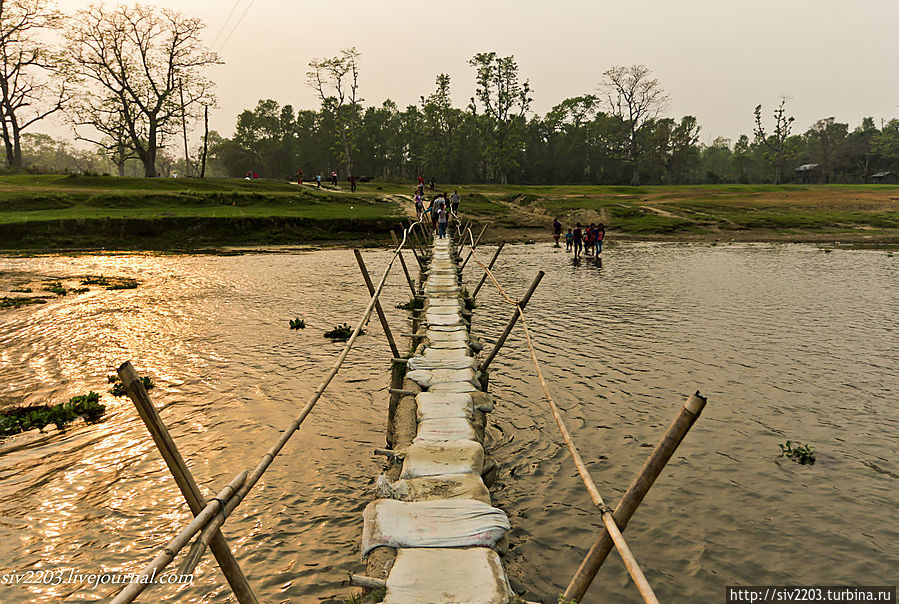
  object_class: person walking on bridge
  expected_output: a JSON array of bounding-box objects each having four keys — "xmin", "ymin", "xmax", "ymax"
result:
[{"xmin": 450, "ymin": 190, "xmax": 460, "ymax": 215}]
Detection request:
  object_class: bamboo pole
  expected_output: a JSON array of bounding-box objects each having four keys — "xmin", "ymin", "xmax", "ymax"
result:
[
  {"xmin": 479, "ymin": 271, "xmax": 544, "ymax": 372},
  {"xmin": 116, "ymin": 362, "xmax": 257, "ymax": 604},
  {"xmin": 110, "ymin": 471, "xmax": 249, "ymax": 604},
  {"xmin": 472, "ymin": 242, "xmax": 505, "ymax": 300},
  {"xmin": 354, "ymin": 250, "xmax": 401, "ymax": 359},
  {"xmin": 460, "ymin": 223, "xmax": 489, "ymax": 269},
  {"xmin": 350, "ymin": 574, "xmax": 387, "ymax": 589},
  {"xmin": 563, "ymin": 392, "xmax": 708, "ymax": 602},
  {"xmin": 391, "ymin": 230, "xmax": 417, "ymax": 296},
  {"xmin": 401, "ymin": 222, "xmax": 425, "ymax": 269},
  {"xmin": 408, "ymin": 220, "xmax": 428, "ymax": 256}
]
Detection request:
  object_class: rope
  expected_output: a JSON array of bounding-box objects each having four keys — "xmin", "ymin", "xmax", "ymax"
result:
[{"xmin": 458, "ymin": 225, "xmax": 660, "ymax": 604}]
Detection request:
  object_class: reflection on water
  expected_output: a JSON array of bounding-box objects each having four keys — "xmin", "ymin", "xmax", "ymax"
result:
[{"xmin": 0, "ymin": 244, "xmax": 896, "ymax": 602}]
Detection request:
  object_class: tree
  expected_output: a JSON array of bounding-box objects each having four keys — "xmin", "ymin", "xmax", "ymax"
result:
[
  {"xmin": 0, "ymin": 0, "xmax": 69, "ymax": 170},
  {"xmin": 468, "ymin": 51, "xmax": 532, "ymax": 184},
  {"xmin": 754, "ymin": 97, "xmax": 795, "ymax": 184},
  {"xmin": 67, "ymin": 4, "xmax": 218, "ymax": 177},
  {"xmin": 306, "ymin": 47, "xmax": 362, "ymax": 178},
  {"xmin": 804, "ymin": 117, "xmax": 848, "ymax": 183},
  {"xmin": 601, "ymin": 64, "xmax": 668, "ymax": 185}
]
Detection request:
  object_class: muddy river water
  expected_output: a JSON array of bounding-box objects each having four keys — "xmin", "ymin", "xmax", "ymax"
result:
[{"xmin": 0, "ymin": 243, "xmax": 896, "ymax": 603}]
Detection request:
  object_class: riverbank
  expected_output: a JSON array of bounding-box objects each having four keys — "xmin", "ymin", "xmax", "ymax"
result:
[{"xmin": 1, "ymin": 175, "xmax": 898, "ymax": 250}]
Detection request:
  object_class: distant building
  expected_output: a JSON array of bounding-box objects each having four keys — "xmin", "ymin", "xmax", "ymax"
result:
[
  {"xmin": 794, "ymin": 163, "xmax": 821, "ymax": 184},
  {"xmin": 871, "ymin": 171, "xmax": 898, "ymax": 184}
]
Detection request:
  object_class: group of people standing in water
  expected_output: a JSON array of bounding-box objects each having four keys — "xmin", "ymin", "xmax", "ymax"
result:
[{"xmin": 552, "ymin": 218, "xmax": 605, "ymax": 258}]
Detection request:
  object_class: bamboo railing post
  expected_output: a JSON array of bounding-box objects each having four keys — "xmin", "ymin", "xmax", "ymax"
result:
[
  {"xmin": 460, "ymin": 223, "xmax": 489, "ymax": 269},
  {"xmin": 479, "ymin": 270, "xmax": 544, "ymax": 372},
  {"xmin": 563, "ymin": 392, "xmax": 708, "ymax": 602},
  {"xmin": 390, "ymin": 230, "xmax": 417, "ymax": 296},
  {"xmin": 116, "ymin": 362, "xmax": 258, "ymax": 604},
  {"xmin": 472, "ymin": 242, "xmax": 505, "ymax": 300},
  {"xmin": 354, "ymin": 250, "xmax": 401, "ymax": 359},
  {"xmin": 401, "ymin": 222, "xmax": 425, "ymax": 269}
]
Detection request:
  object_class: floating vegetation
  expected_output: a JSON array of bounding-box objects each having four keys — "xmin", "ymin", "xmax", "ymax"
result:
[
  {"xmin": 289, "ymin": 318, "xmax": 306, "ymax": 329},
  {"xmin": 80, "ymin": 275, "xmax": 110, "ymax": 286},
  {"xmin": 779, "ymin": 440, "xmax": 816, "ymax": 464},
  {"xmin": 106, "ymin": 279, "xmax": 138, "ymax": 290},
  {"xmin": 1, "ymin": 296, "xmax": 48, "ymax": 309},
  {"xmin": 109, "ymin": 375, "xmax": 154, "ymax": 396},
  {"xmin": 324, "ymin": 323, "xmax": 360, "ymax": 341},
  {"xmin": 10, "ymin": 286, "xmax": 32, "ymax": 293},
  {"xmin": 70, "ymin": 287, "xmax": 90, "ymax": 294},
  {"xmin": 0, "ymin": 392, "xmax": 106, "ymax": 437},
  {"xmin": 396, "ymin": 297, "xmax": 425, "ymax": 311},
  {"xmin": 43, "ymin": 281, "xmax": 67, "ymax": 296}
]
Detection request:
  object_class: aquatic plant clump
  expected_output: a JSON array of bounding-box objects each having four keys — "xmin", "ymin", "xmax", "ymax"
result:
[
  {"xmin": 779, "ymin": 440, "xmax": 816, "ymax": 464},
  {"xmin": 1, "ymin": 296, "xmax": 48, "ymax": 309},
  {"xmin": 109, "ymin": 375, "xmax": 154, "ymax": 396},
  {"xmin": 396, "ymin": 297, "xmax": 425, "ymax": 311},
  {"xmin": 81, "ymin": 275, "xmax": 110, "ymax": 286},
  {"xmin": 106, "ymin": 280, "xmax": 138, "ymax": 290},
  {"xmin": 324, "ymin": 323, "xmax": 361, "ymax": 341},
  {"xmin": 43, "ymin": 281, "xmax": 67, "ymax": 296},
  {"xmin": 289, "ymin": 318, "xmax": 306, "ymax": 329},
  {"xmin": 0, "ymin": 392, "xmax": 106, "ymax": 437}
]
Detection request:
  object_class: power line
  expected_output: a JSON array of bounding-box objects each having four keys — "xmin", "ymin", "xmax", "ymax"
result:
[
  {"xmin": 217, "ymin": 0, "xmax": 258, "ymax": 53},
  {"xmin": 208, "ymin": 0, "xmax": 243, "ymax": 49}
]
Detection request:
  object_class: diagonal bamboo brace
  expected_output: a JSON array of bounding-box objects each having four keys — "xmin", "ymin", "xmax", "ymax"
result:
[
  {"xmin": 355, "ymin": 249, "xmax": 401, "ymax": 359},
  {"xmin": 117, "ymin": 361, "xmax": 258, "ymax": 604},
  {"xmin": 563, "ymin": 391, "xmax": 708, "ymax": 602},
  {"xmin": 460, "ymin": 223, "xmax": 489, "ymax": 269}
]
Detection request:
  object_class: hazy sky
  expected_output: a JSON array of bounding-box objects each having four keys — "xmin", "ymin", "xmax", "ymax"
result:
[{"xmin": 53, "ymin": 0, "xmax": 899, "ymax": 144}]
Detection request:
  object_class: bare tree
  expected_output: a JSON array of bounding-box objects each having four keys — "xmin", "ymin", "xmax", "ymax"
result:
[
  {"xmin": 67, "ymin": 4, "xmax": 218, "ymax": 177},
  {"xmin": 0, "ymin": 0, "xmax": 69, "ymax": 170},
  {"xmin": 754, "ymin": 96, "xmax": 795, "ymax": 184},
  {"xmin": 306, "ymin": 47, "xmax": 361, "ymax": 178},
  {"xmin": 602, "ymin": 64, "xmax": 668, "ymax": 185}
]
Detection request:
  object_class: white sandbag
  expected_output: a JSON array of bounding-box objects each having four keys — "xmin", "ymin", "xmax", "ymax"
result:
[
  {"xmin": 426, "ymin": 329, "xmax": 468, "ymax": 342},
  {"xmin": 383, "ymin": 548, "xmax": 513, "ymax": 604},
  {"xmin": 376, "ymin": 473, "xmax": 491, "ymax": 503},
  {"xmin": 401, "ymin": 440, "xmax": 483, "ymax": 479},
  {"xmin": 422, "ymin": 347, "xmax": 470, "ymax": 360},
  {"xmin": 361, "ymin": 499, "xmax": 510, "ymax": 556},
  {"xmin": 429, "ymin": 381, "xmax": 478, "ymax": 393},
  {"xmin": 406, "ymin": 368, "xmax": 479, "ymax": 390},
  {"xmin": 408, "ymin": 355, "xmax": 477, "ymax": 371},
  {"xmin": 427, "ymin": 314, "xmax": 464, "ymax": 327},
  {"xmin": 415, "ymin": 417, "xmax": 478, "ymax": 442},
  {"xmin": 416, "ymin": 392, "xmax": 474, "ymax": 420}
]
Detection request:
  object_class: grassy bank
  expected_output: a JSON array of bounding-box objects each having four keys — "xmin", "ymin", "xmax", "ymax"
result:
[
  {"xmin": 0, "ymin": 174, "xmax": 403, "ymax": 249},
  {"xmin": 1, "ymin": 175, "xmax": 898, "ymax": 249}
]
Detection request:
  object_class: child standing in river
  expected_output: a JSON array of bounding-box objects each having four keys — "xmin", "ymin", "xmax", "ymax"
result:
[{"xmin": 565, "ymin": 228, "xmax": 573, "ymax": 251}]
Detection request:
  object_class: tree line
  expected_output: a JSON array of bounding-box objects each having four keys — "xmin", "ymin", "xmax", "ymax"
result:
[{"xmin": 2, "ymin": 1, "xmax": 897, "ymax": 184}]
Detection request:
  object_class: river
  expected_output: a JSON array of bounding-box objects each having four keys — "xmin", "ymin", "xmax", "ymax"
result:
[{"xmin": 0, "ymin": 243, "xmax": 896, "ymax": 603}]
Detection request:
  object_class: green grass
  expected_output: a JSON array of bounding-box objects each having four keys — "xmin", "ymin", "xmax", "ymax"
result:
[
  {"xmin": 1, "ymin": 175, "xmax": 897, "ymax": 247},
  {"xmin": 0, "ymin": 175, "xmax": 403, "ymax": 249}
]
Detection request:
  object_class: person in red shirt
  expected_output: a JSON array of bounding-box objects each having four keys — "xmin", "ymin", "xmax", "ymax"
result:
[
  {"xmin": 252, "ymin": 171, "xmax": 259, "ymax": 179},
  {"xmin": 595, "ymin": 223, "xmax": 605, "ymax": 255},
  {"xmin": 585, "ymin": 223, "xmax": 595, "ymax": 256}
]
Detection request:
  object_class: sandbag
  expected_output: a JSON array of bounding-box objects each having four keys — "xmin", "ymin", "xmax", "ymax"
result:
[
  {"xmin": 383, "ymin": 548, "xmax": 513, "ymax": 604},
  {"xmin": 362, "ymin": 499, "xmax": 510, "ymax": 557},
  {"xmin": 415, "ymin": 417, "xmax": 478, "ymax": 443},
  {"xmin": 375, "ymin": 473, "xmax": 491, "ymax": 503},
  {"xmin": 401, "ymin": 440, "xmax": 484, "ymax": 479}
]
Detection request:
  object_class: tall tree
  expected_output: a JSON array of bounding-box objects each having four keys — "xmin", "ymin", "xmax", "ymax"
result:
[
  {"xmin": 67, "ymin": 4, "xmax": 218, "ymax": 177},
  {"xmin": 601, "ymin": 64, "xmax": 668, "ymax": 185},
  {"xmin": 804, "ymin": 117, "xmax": 848, "ymax": 183},
  {"xmin": 306, "ymin": 47, "xmax": 362, "ymax": 178},
  {"xmin": 754, "ymin": 97, "xmax": 795, "ymax": 184},
  {"xmin": 468, "ymin": 51, "xmax": 532, "ymax": 184},
  {"xmin": 0, "ymin": 0, "xmax": 69, "ymax": 170}
]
